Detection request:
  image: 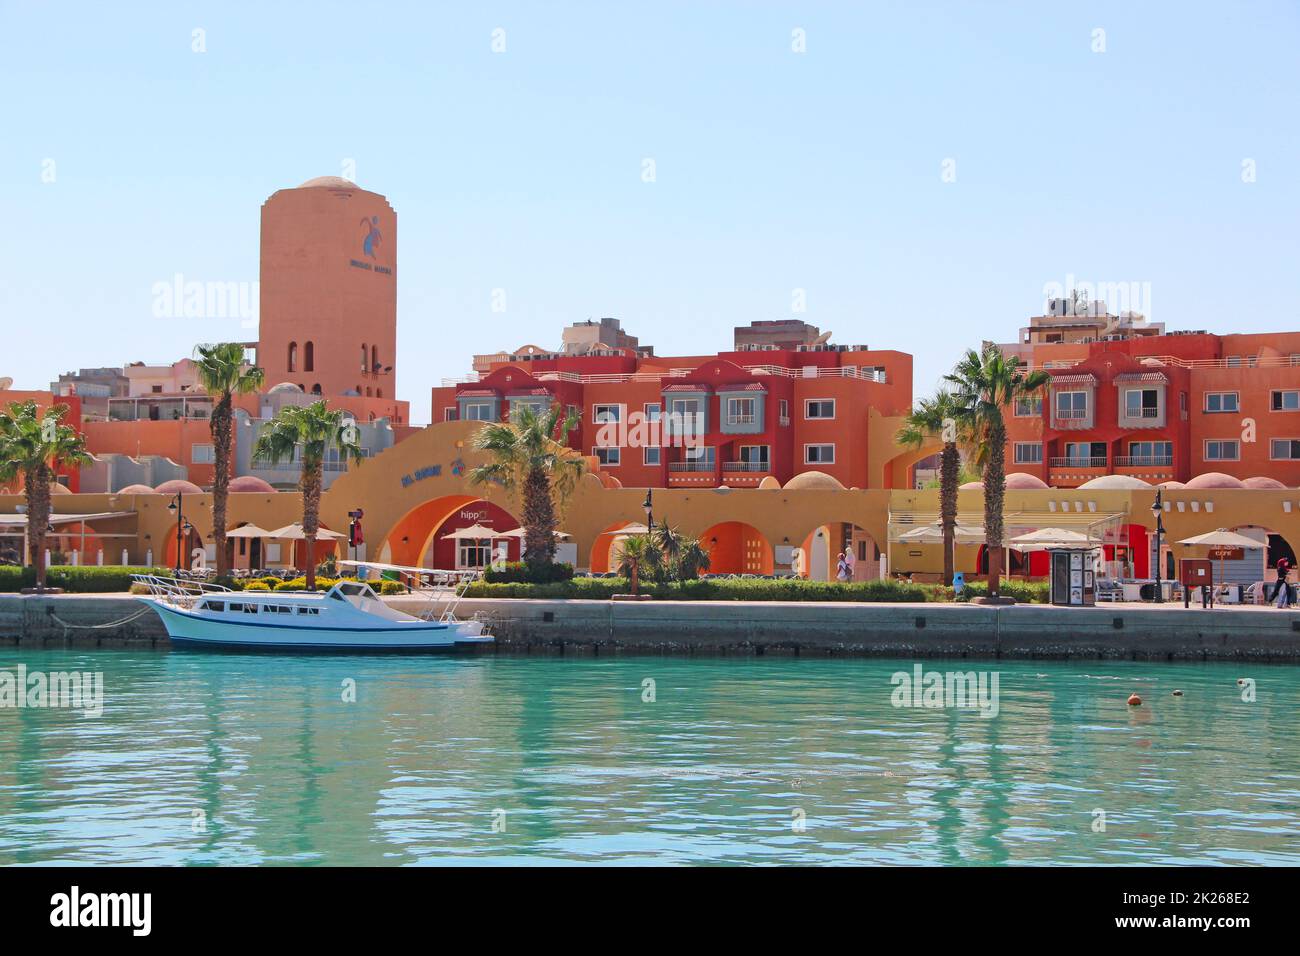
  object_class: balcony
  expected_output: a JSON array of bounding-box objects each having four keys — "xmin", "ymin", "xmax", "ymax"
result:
[
  {"xmin": 722, "ymin": 460, "xmax": 773, "ymax": 486},
  {"xmin": 1047, "ymin": 455, "xmax": 1108, "ymax": 489},
  {"xmin": 1051, "ymin": 408, "xmax": 1091, "ymax": 430},
  {"xmin": 1114, "ymin": 454, "xmax": 1172, "ymax": 467},
  {"xmin": 668, "ymin": 459, "xmax": 718, "ymax": 487}
]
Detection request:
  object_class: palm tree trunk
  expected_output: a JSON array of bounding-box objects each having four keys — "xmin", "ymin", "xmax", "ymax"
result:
[
  {"xmin": 27, "ymin": 465, "xmax": 51, "ymax": 590},
  {"xmin": 985, "ymin": 420, "xmax": 1007, "ymax": 597},
  {"xmin": 211, "ymin": 393, "xmax": 232, "ymax": 578},
  {"xmin": 301, "ymin": 463, "xmax": 322, "ymax": 590},
  {"xmin": 521, "ymin": 466, "xmax": 557, "ymax": 569},
  {"xmin": 630, "ymin": 558, "xmax": 639, "ymax": 596},
  {"xmin": 939, "ymin": 441, "xmax": 959, "ymax": 586}
]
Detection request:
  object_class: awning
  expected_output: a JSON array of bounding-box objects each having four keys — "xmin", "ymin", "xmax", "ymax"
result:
[
  {"xmin": 224, "ymin": 523, "xmax": 274, "ymax": 539},
  {"xmin": 265, "ymin": 523, "xmax": 346, "ymax": 540},
  {"xmin": 440, "ymin": 523, "xmax": 506, "ymax": 540},
  {"xmin": 497, "ymin": 527, "xmax": 571, "ymax": 539},
  {"xmin": 1175, "ymin": 529, "xmax": 1264, "ymax": 549},
  {"xmin": 0, "ymin": 511, "xmax": 137, "ymax": 528},
  {"xmin": 1008, "ymin": 527, "xmax": 1100, "ymax": 551}
]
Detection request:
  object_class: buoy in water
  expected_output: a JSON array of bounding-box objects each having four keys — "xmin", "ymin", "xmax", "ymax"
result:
[
  {"xmin": 1127, "ymin": 693, "xmax": 1142, "ymax": 706},
  {"xmin": 1172, "ymin": 689, "xmax": 1183, "ymax": 697}
]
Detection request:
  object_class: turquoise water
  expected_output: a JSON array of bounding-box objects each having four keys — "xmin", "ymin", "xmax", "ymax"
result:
[{"xmin": 1, "ymin": 650, "xmax": 1298, "ymax": 865}]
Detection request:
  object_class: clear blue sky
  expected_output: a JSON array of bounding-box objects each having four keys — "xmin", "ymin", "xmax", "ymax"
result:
[{"xmin": 3, "ymin": 1, "xmax": 1297, "ymax": 423}]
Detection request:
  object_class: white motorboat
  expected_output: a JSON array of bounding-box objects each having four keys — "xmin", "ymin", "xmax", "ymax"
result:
[{"xmin": 133, "ymin": 572, "xmax": 492, "ymax": 652}]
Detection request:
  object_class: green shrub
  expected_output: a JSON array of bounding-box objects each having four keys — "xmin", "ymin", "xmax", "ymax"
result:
[
  {"xmin": 379, "ymin": 580, "xmax": 407, "ymax": 595},
  {"xmin": 483, "ymin": 561, "xmax": 576, "ymax": 584},
  {"xmin": 460, "ymin": 576, "xmax": 947, "ymax": 603},
  {"xmin": 0, "ymin": 566, "xmax": 177, "ymax": 593},
  {"xmin": 955, "ymin": 580, "xmax": 1049, "ymax": 604},
  {"xmin": 244, "ymin": 581, "xmax": 271, "ymax": 591}
]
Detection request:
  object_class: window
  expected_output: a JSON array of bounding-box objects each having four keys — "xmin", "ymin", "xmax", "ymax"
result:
[
  {"xmin": 1204, "ymin": 439, "xmax": 1240, "ymax": 461},
  {"xmin": 371, "ymin": 345, "xmax": 379, "ymax": 373},
  {"xmin": 444, "ymin": 407, "xmax": 458, "ymax": 421},
  {"xmin": 643, "ymin": 403, "xmax": 661, "ymax": 422},
  {"xmin": 1063, "ymin": 442, "xmax": 1106, "ymax": 466},
  {"xmin": 643, "ymin": 446, "xmax": 661, "ymax": 466},
  {"xmin": 727, "ymin": 397, "xmax": 756, "ymax": 424},
  {"xmin": 1014, "ymin": 397, "xmax": 1043, "ymax": 417},
  {"xmin": 805, "ymin": 444, "xmax": 835, "ymax": 464},
  {"xmin": 295, "ymin": 606, "xmax": 320, "ymax": 616},
  {"xmin": 287, "ymin": 342, "xmax": 297, "ymax": 373},
  {"xmin": 1013, "ymin": 443, "xmax": 1042, "ymax": 464},
  {"xmin": 594, "ymin": 446, "xmax": 621, "ymax": 466},
  {"xmin": 1205, "ymin": 392, "xmax": 1238, "ymax": 413},
  {"xmin": 462, "ymin": 401, "xmax": 494, "ymax": 421},
  {"xmin": 458, "ymin": 538, "xmax": 494, "ymax": 569},
  {"xmin": 667, "ymin": 398, "xmax": 703, "ymax": 431},
  {"xmin": 191, "ymin": 443, "xmax": 215, "ymax": 464},
  {"xmin": 592, "ymin": 404, "xmax": 622, "ymax": 424},
  {"xmin": 779, "ymin": 399, "xmax": 789, "ymax": 423},
  {"xmin": 151, "ymin": 384, "xmax": 163, "ymax": 393},
  {"xmin": 1272, "ymin": 390, "xmax": 1300, "ymax": 411},
  {"xmin": 1124, "ymin": 389, "xmax": 1160, "ymax": 419},
  {"xmin": 1127, "ymin": 441, "xmax": 1172, "ymax": 465},
  {"xmin": 1055, "ymin": 391, "xmax": 1088, "ymax": 420},
  {"xmin": 1271, "ymin": 439, "xmax": 1300, "ymax": 460},
  {"xmin": 736, "ymin": 445, "xmax": 770, "ymax": 470},
  {"xmin": 203, "ymin": 600, "xmax": 224, "ymax": 612},
  {"xmin": 805, "ymin": 399, "xmax": 835, "ymax": 420},
  {"xmin": 304, "ymin": 341, "xmax": 314, "ymax": 372},
  {"xmin": 361, "ymin": 344, "xmax": 368, "ymax": 372},
  {"xmin": 1226, "ymin": 355, "xmax": 1242, "ymax": 368}
]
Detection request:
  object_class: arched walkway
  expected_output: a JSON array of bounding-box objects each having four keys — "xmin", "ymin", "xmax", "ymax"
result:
[
  {"xmin": 378, "ymin": 494, "xmax": 521, "ymax": 571},
  {"xmin": 590, "ymin": 521, "xmax": 651, "ymax": 574},
  {"xmin": 700, "ymin": 521, "xmax": 773, "ymax": 576},
  {"xmin": 795, "ymin": 521, "xmax": 880, "ymax": 581}
]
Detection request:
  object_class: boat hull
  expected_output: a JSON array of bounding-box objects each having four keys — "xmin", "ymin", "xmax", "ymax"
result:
[{"xmin": 144, "ymin": 599, "xmax": 485, "ymax": 652}]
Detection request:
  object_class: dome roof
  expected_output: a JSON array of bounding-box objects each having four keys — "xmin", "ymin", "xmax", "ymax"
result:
[
  {"xmin": 228, "ymin": 475, "xmax": 276, "ymax": 493},
  {"xmin": 268, "ymin": 382, "xmax": 304, "ymax": 394},
  {"xmin": 154, "ymin": 479, "xmax": 204, "ymax": 495},
  {"xmin": 1156, "ymin": 480, "xmax": 1186, "ymax": 489},
  {"xmin": 1243, "ymin": 476, "xmax": 1287, "ymax": 489},
  {"xmin": 758, "ymin": 476, "xmax": 781, "ymax": 490},
  {"xmin": 1185, "ymin": 472, "xmax": 1245, "ymax": 490},
  {"xmin": 117, "ymin": 483, "xmax": 155, "ymax": 494},
  {"xmin": 959, "ymin": 481, "xmax": 984, "ymax": 491},
  {"xmin": 1078, "ymin": 474, "xmax": 1151, "ymax": 489},
  {"xmin": 1140, "ymin": 356, "xmax": 1167, "ymax": 367},
  {"xmin": 1005, "ymin": 472, "xmax": 1049, "ymax": 489},
  {"xmin": 784, "ymin": 470, "xmax": 846, "ymax": 491},
  {"xmin": 49, "ymin": 482, "xmax": 71, "ymax": 495},
  {"xmin": 298, "ymin": 176, "xmax": 359, "ymax": 189}
]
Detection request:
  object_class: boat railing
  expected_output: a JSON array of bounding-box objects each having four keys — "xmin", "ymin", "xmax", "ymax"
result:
[{"xmin": 132, "ymin": 573, "xmax": 232, "ymax": 609}]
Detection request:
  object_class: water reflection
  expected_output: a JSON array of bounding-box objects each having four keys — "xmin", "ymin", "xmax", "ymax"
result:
[{"xmin": 0, "ymin": 651, "xmax": 1297, "ymax": 865}]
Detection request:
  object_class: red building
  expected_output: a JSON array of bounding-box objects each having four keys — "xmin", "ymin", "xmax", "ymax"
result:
[{"xmin": 431, "ymin": 321, "xmax": 915, "ymax": 491}]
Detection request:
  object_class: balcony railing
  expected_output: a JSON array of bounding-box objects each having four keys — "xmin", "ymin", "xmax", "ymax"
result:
[
  {"xmin": 668, "ymin": 460, "xmax": 716, "ymax": 472},
  {"xmin": 1054, "ymin": 408, "xmax": 1088, "ymax": 420},
  {"xmin": 1115, "ymin": 455, "xmax": 1173, "ymax": 467},
  {"xmin": 1050, "ymin": 456, "xmax": 1108, "ymax": 468},
  {"xmin": 724, "ymin": 461, "xmax": 770, "ymax": 472},
  {"xmin": 1124, "ymin": 407, "xmax": 1161, "ymax": 419}
]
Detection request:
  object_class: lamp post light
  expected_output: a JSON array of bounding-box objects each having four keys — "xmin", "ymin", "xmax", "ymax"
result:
[{"xmin": 1151, "ymin": 488, "xmax": 1165, "ymax": 603}]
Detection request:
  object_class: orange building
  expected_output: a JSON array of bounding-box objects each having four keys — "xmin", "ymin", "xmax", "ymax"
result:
[
  {"xmin": 258, "ymin": 176, "xmax": 408, "ymax": 424},
  {"xmin": 0, "ymin": 388, "xmax": 84, "ymax": 492}
]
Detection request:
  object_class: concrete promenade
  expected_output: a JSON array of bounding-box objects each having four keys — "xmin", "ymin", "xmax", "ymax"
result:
[{"xmin": 3, "ymin": 593, "xmax": 1300, "ymax": 661}]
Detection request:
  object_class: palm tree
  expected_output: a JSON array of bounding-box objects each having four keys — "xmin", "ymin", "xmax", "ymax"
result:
[
  {"xmin": 650, "ymin": 519, "xmax": 681, "ymax": 584},
  {"xmin": 896, "ymin": 388, "xmax": 965, "ymax": 586},
  {"xmin": 675, "ymin": 536, "xmax": 712, "ymax": 581},
  {"xmin": 469, "ymin": 404, "xmax": 586, "ymax": 575},
  {"xmin": 0, "ymin": 401, "xmax": 91, "ymax": 590},
  {"xmin": 194, "ymin": 343, "xmax": 264, "ymax": 578},
  {"xmin": 945, "ymin": 344, "xmax": 1048, "ymax": 598},
  {"xmin": 615, "ymin": 534, "xmax": 655, "ymax": 596},
  {"xmin": 252, "ymin": 401, "xmax": 364, "ymax": 590}
]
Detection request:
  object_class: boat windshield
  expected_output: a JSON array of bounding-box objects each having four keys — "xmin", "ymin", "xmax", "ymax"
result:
[{"xmin": 333, "ymin": 581, "xmax": 378, "ymax": 600}]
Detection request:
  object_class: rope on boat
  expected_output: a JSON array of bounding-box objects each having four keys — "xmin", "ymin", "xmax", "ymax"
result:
[{"xmin": 48, "ymin": 606, "xmax": 153, "ymax": 637}]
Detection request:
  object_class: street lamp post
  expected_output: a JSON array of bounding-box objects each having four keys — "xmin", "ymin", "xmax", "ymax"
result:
[
  {"xmin": 642, "ymin": 488, "xmax": 654, "ymax": 532},
  {"xmin": 167, "ymin": 493, "xmax": 193, "ymax": 574},
  {"xmin": 1151, "ymin": 488, "xmax": 1165, "ymax": 603}
]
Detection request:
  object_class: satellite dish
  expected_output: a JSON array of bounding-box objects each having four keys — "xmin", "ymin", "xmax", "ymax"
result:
[
  {"xmin": 0, "ymin": 377, "xmax": 12, "ymax": 390},
  {"xmin": 812, "ymin": 331, "xmax": 832, "ymax": 346}
]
